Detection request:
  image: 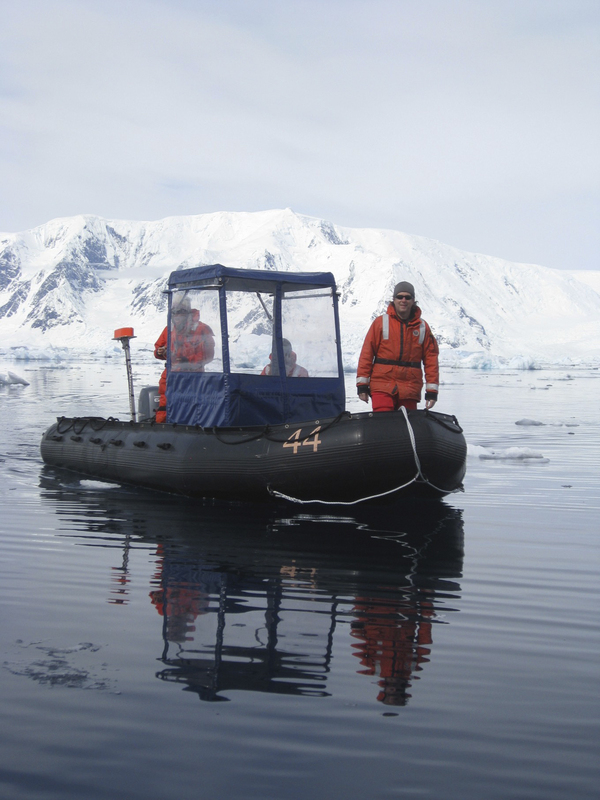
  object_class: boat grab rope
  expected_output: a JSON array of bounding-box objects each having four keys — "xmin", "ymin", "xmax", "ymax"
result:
[
  {"xmin": 263, "ymin": 411, "xmax": 351, "ymax": 444},
  {"xmin": 55, "ymin": 416, "xmax": 119, "ymax": 435},
  {"xmin": 212, "ymin": 411, "xmax": 352, "ymax": 446},
  {"xmin": 54, "ymin": 413, "xmax": 351, "ymax": 446},
  {"xmin": 212, "ymin": 428, "xmax": 267, "ymax": 445},
  {"xmin": 268, "ymin": 407, "xmax": 459, "ymax": 505},
  {"xmin": 426, "ymin": 410, "xmax": 463, "ymax": 434}
]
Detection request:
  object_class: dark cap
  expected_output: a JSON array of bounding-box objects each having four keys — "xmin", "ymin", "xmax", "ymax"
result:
[{"xmin": 393, "ymin": 281, "xmax": 415, "ymax": 298}]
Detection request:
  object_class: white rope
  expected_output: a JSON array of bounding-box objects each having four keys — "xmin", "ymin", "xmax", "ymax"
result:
[
  {"xmin": 269, "ymin": 473, "xmax": 420, "ymax": 506},
  {"xmin": 400, "ymin": 406, "xmax": 423, "ymax": 477},
  {"xmin": 400, "ymin": 406, "xmax": 462, "ymax": 495}
]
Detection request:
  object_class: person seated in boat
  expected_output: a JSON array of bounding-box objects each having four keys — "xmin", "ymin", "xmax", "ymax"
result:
[
  {"xmin": 261, "ymin": 339, "xmax": 309, "ymax": 378},
  {"xmin": 356, "ymin": 281, "xmax": 438, "ymax": 412},
  {"xmin": 153, "ymin": 294, "xmax": 215, "ymax": 422}
]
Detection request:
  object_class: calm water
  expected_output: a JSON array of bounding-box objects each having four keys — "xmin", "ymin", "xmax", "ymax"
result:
[{"xmin": 1, "ymin": 360, "xmax": 599, "ymax": 800}]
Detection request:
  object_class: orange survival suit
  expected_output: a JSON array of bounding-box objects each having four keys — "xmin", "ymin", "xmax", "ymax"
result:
[
  {"xmin": 153, "ymin": 310, "xmax": 215, "ymax": 423},
  {"xmin": 356, "ymin": 303, "xmax": 439, "ymax": 406}
]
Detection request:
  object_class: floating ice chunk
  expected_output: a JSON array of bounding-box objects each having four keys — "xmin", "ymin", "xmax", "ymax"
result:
[
  {"xmin": 479, "ymin": 446, "xmax": 549, "ymax": 462},
  {"xmin": 467, "ymin": 444, "xmax": 490, "ymax": 458},
  {"xmin": 446, "ymin": 352, "xmax": 541, "ymax": 370},
  {"xmin": 503, "ymin": 447, "xmax": 546, "ymax": 459},
  {"xmin": 4, "ymin": 345, "xmax": 68, "ymax": 362},
  {"xmin": 515, "ymin": 418, "xmax": 579, "ymax": 427},
  {"xmin": 458, "ymin": 353, "xmax": 501, "ymax": 370},
  {"xmin": 0, "ymin": 371, "xmax": 30, "ymax": 386},
  {"xmin": 79, "ymin": 479, "xmax": 120, "ymax": 489},
  {"xmin": 8, "ymin": 370, "xmax": 29, "ymax": 385},
  {"xmin": 507, "ymin": 356, "xmax": 539, "ymax": 370}
]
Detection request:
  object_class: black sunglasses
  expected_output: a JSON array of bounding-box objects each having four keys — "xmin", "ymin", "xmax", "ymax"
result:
[{"xmin": 394, "ymin": 294, "xmax": 413, "ymax": 300}]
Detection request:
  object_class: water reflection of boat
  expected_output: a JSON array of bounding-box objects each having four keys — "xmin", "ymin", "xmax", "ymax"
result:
[
  {"xmin": 40, "ymin": 472, "xmax": 464, "ymax": 705},
  {"xmin": 40, "ymin": 265, "xmax": 466, "ymax": 503}
]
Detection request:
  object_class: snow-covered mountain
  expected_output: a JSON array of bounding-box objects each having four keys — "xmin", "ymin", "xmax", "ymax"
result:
[{"xmin": 1, "ymin": 208, "xmax": 599, "ymax": 368}]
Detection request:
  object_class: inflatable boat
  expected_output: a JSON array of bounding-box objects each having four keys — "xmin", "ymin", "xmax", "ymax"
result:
[
  {"xmin": 40, "ymin": 265, "xmax": 466, "ymax": 505},
  {"xmin": 40, "ymin": 407, "xmax": 466, "ymax": 504}
]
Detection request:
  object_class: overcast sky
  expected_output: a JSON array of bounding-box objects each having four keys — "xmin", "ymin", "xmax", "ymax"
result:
[{"xmin": 1, "ymin": 0, "xmax": 598, "ymax": 269}]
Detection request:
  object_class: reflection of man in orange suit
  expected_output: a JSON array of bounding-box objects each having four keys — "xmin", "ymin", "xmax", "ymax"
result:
[
  {"xmin": 350, "ymin": 594, "xmax": 435, "ymax": 705},
  {"xmin": 149, "ymin": 545, "xmax": 209, "ymax": 643}
]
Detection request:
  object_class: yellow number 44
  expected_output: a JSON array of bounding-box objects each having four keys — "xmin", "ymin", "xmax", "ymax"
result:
[{"xmin": 283, "ymin": 426, "xmax": 322, "ymax": 454}]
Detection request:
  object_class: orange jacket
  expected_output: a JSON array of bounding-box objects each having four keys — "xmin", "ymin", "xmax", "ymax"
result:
[
  {"xmin": 153, "ymin": 313, "xmax": 215, "ymax": 421},
  {"xmin": 154, "ymin": 313, "xmax": 215, "ymax": 365},
  {"xmin": 357, "ymin": 303, "xmax": 439, "ymax": 402}
]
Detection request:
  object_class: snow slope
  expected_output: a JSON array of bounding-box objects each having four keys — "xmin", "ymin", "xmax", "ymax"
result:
[{"xmin": 1, "ymin": 209, "xmax": 599, "ymax": 368}]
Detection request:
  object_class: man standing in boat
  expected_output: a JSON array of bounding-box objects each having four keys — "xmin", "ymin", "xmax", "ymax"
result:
[
  {"xmin": 356, "ymin": 281, "xmax": 439, "ymax": 412},
  {"xmin": 154, "ymin": 294, "xmax": 215, "ymax": 423}
]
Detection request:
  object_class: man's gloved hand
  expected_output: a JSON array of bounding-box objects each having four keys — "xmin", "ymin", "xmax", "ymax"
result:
[
  {"xmin": 357, "ymin": 386, "xmax": 370, "ymax": 403},
  {"xmin": 425, "ymin": 391, "xmax": 437, "ymax": 410}
]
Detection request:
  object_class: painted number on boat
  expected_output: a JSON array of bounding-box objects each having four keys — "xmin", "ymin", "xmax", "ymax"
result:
[{"xmin": 283, "ymin": 426, "xmax": 322, "ymax": 454}]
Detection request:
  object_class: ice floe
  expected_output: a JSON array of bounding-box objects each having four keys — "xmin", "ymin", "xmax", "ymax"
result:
[
  {"xmin": 515, "ymin": 418, "xmax": 579, "ymax": 427},
  {"xmin": 0, "ymin": 371, "xmax": 30, "ymax": 386},
  {"xmin": 78, "ymin": 479, "xmax": 121, "ymax": 489},
  {"xmin": 467, "ymin": 443, "xmax": 549, "ymax": 463}
]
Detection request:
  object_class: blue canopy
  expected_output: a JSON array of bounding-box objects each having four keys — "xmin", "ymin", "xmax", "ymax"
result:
[{"xmin": 164, "ymin": 264, "xmax": 345, "ymax": 427}]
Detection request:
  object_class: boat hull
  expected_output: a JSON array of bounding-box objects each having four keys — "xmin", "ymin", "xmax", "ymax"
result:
[{"xmin": 40, "ymin": 410, "xmax": 467, "ymax": 504}]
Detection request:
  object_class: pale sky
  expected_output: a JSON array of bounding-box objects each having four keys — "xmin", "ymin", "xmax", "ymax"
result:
[{"xmin": 1, "ymin": 0, "xmax": 598, "ymax": 269}]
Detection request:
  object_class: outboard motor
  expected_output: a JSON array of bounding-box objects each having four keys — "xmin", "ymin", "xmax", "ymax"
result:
[{"xmin": 138, "ymin": 385, "xmax": 160, "ymax": 421}]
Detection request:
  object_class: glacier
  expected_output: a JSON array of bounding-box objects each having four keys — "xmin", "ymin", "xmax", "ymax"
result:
[{"xmin": 1, "ymin": 208, "xmax": 599, "ymax": 370}]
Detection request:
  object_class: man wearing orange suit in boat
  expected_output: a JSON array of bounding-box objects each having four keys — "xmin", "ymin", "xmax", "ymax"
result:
[
  {"xmin": 154, "ymin": 294, "xmax": 215, "ymax": 423},
  {"xmin": 356, "ymin": 281, "xmax": 439, "ymax": 412}
]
